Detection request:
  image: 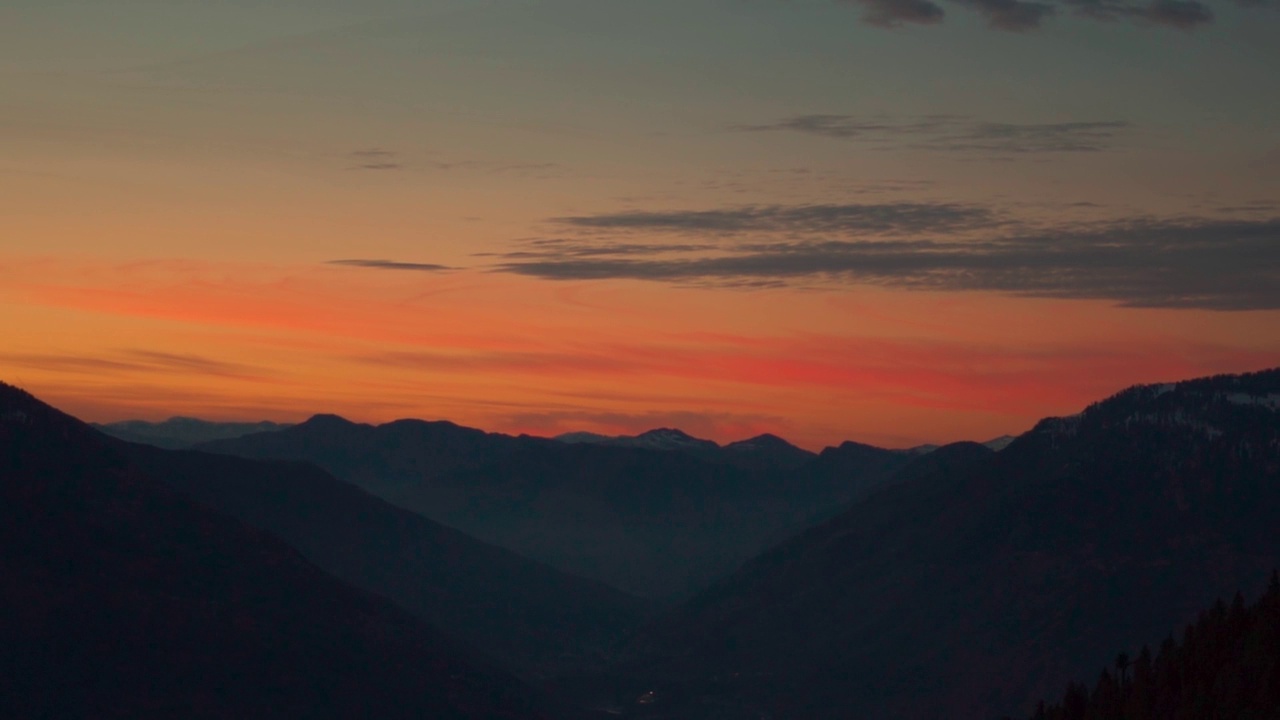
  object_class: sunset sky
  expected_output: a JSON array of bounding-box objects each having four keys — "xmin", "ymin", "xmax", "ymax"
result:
[{"xmin": 2, "ymin": 0, "xmax": 1278, "ymax": 449}]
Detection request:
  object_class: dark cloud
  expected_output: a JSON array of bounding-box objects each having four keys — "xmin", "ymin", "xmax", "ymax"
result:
[
  {"xmin": 734, "ymin": 115, "xmax": 1131, "ymax": 155},
  {"xmin": 497, "ymin": 214, "xmax": 1280, "ymax": 311},
  {"xmin": 327, "ymin": 259, "xmax": 453, "ymax": 272},
  {"xmin": 487, "ymin": 239, "xmax": 718, "ymax": 259},
  {"xmin": 1138, "ymin": 0, "xmax": 1214, "ymax": 25},
  {"xmin": 839, "ymin": 0, "xmax": 947, "ymax": 27},
  {"xmin": 1064, "ymin": 0, "xmax": 1214, "ymax": 25},
  {"xmin": 952, "ymin": 0, "xmax": 1057, "ymax": 29},
  {"xmin": 553, "ymin": 202, "xmax": 1000, "ymax": 236},
  {"xmin": 823, "ymin": 0, "xmax": 1258, "ymax": 28}
]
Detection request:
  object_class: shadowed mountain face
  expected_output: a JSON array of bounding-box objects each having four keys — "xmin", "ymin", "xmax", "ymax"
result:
[
  {"xmin": 200, "ymin": 422, "xmax": 910, "ymax": 598},
  {"xmin": 94, "ymin": 417, "xmax": 294, "ymax": 449},
  {"xmin": 122, "ymin": 443, "xmax": 649, "ymax": 679},
  {"xmin": 0, "ymin": 383, "xmax": 546, "ymax": 720},
  {"xmin": 599, "ymin": 370, "xmax": 1280, "ymax": 720}
]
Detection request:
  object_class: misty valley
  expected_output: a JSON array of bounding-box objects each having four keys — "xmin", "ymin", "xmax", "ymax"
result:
[{"xmin": 3, "ymin": 368, "xmax": 1279, "ymax": 719}]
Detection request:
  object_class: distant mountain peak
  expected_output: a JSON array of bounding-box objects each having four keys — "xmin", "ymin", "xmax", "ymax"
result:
[
  {"xmin": 637, "ymin": 427, "xmax": 714, "ymax": 441},
  {"xmin": 554, "ymin": 431, "xmax": 613, "ymax": 444},
  {"xmin": 302, "ymin": 413, "xmax": 359, "ymax": 428},
  {"xmin": 551, "ymin": 427, "xmax": 721, "ymax": 452},
  {"xmin": 726, "ymin": 433, "xmax": 793, "ymax": 449},
  {"xmin": 982, "ymin": 435, "xmax": 1016, "ymax": 451}
]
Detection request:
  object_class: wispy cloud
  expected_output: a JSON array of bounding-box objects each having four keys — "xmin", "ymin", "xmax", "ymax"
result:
[
  {"xmin": 733, "ymin": 115, "xmax": 1132, "ymax": 155},
  {"xmin": 554, "ymin": 202, "xmax": 1001, "ymax": 236},
  {"xmin": 344, "ymin": 149, "xmax": 562, "ymax": 177},
  {"xmin": 328, "ymin": 259, "xmax": 453, "ymax": 272},
  {"xmin": 0, "ymin": 350, "xmax": 265, "ymax": 379},
  {"xmin": 1063, "ymin": 0, "xmax": 1214, "ymax": 26},
  {"xmin": 347, "ymin": 149, "xmax": 404, "ymax": 171},
  {"xmin": 840, "ymin": 0, "xmax": 947, "ymax": 27},
  {"xmin": 828, "ymin": 0, "xmax": 1242, "ymax": 29},
  {"xmin": 497, "ymin": 212, "xmax": 1280, "ymax": 311},
  {"xmin": 952, "ymin": 0, "xmax": 1058, "ymax": 29}
]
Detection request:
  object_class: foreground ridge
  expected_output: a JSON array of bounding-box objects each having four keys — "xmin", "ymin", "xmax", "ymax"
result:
[{"xmin": 1027, "ymin": 572, "xmax": 1280, "ymax": 720}]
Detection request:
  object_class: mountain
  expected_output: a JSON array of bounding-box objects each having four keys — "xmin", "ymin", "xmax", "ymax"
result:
[
  {"xmin": 556, "ymin": 429, "xmax": 817, "ymax": 470},
  {"xmin": 554, "ymin": 428, "xmax": 720, "ymax": 454},
  {"xmin": 201, "ymin": 421, "xmax": 911, "ymax": 599},
  {"xmin": 600, "ymin": 369, "xmax": 1280, "ymax": 720},
  {"xmin": 122, "ymin": 442, "xmax": 649, "ymax": 679},
  {"xmin": 722, "ymin": 434, "xmax": 817, "ymax": 472},
  {"xmin": 1029, "ymin": 575, "xmax": 1280, "ymax": 720},
  {"xmin": 984, "ymin": 434, "xmax": 1017, "ymax": 452},
  {"xmin": 94, "ymin": 417, "xmax": 295, "ymax": 449},
  {"xmin": 0, "ymin": 382, "xmax": 546, "ymax": 720}
]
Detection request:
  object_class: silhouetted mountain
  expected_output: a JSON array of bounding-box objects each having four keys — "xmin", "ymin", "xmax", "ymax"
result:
[
  {"xmin": 94, "ymin": 417, "xmax": 294, "ymax": 449},
  {"xmin": 983, "ymin": 434, "xmax": 1017, "ymax": 451},
  {"xmin": 556, "ymin": 431, "xmax": 615, "ymax": 444},
  {"xmin": 900, "ymin": 435, "xmax": 1015, "ymax": 457},
  {"xmin": 557, "ymin": 429, "xmax": 817, "ymax": 471},
  {"xmin": 0, "ymin": 382, "xmax": 546, "ymax": 720},
  {"xmin": 601, "ymin": 369, "xmax": 1280, "ymax": 719},
  {"xmin": 553, "ymin": 428, "xmax": 720, "ymax": 454},
  {"xmin": 122, "ymin": 443, "xmax": 649, "ymax": 679},
  {"xmin": 1028, "ymin": 574, "xmax": 1280, "ymax": 720},
  {"xmin": 722, "ymin": 434, "xmax": 817, "ymax": 472},
  {"xmin": 201, "ymin": 421, "xmax": 911, "ymax": 598}
]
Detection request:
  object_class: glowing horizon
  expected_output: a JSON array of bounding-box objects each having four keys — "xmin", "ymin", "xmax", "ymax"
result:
[{"xmin": 3, "ymin": 0, "xmax": 1278, "ymax": 449}]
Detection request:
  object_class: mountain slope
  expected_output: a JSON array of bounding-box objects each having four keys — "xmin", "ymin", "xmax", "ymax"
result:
[
  {"xmin": 607, "ymin": 369, "xmax": 1280, "ymax": 719},
  {"xmin": 122, "ymin": 442, "xmax": 648, "ymax": 678},
  {"xmin": 0, "ymin": 382, "xmax": 546, "ymax": 720},
  {"xmin": 201, "ymin": 421, "xmax": 910, "ymax": 598},
  {"xmin": 94, "ymin": 417, "xmax": 294, "ymax": 449}
]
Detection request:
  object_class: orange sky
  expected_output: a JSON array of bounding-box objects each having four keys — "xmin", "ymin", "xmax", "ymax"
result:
[
  {"xmin": 3, "ymin": 255, "xmax": 1275, "ymax": 449},
  {"xmin": 2, "ymin": 0, "xmax": 1278, "ymax": 449}
]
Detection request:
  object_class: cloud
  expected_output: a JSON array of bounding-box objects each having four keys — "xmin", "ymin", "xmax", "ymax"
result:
[
  {"xmin": 733, "ymin": 115, "xmax": 1132, "ymax": 155},
  {"xmin": 553, "ymin": 202, "xmax": 1001, "ymax": 236},
  {"xmin": 327, "ymin": 259, "xmax": 453, "ymax": 272},
  {"xmin": 952, "ymin": 0, "xmax": 1057, "ymax": 29},
  {"xmin": 0, "ymin": 350, "xmax": 264, "ymax": 379},
  {"xmin": 348, "ymin": 149, "xmax": 404, "ymax": 171},
  {"xmin": 1063, "ymin": 0, "xmax": 1214, "ymax": 25},
  {"xmin": 839, "ymin": 0, "xmax": 947, "ymax": 26},
  {"xmin": 824, "ymin": 0, "xmax": 1249, "ymax": 28},
  {"xmin": 497, "ymin": 213, "xmax": 1280, "ymax": 311},
  {"xmin": 344, "ymin": 150, "xmax": 560, "ymax": 176},
  {"xmin": 1139, "ymin": 0, "xmax": 1215, "ymax": 24}
]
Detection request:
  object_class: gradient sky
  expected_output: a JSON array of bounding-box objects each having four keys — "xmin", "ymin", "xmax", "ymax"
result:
[{"xmin": 2, "ymin": 0, "xmax": 1278, "ymax": 448}]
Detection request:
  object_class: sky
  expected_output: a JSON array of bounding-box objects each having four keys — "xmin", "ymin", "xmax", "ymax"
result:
[{"xmin": 1, "ymin": 0, "xmax": 1278, "ymax": 449}]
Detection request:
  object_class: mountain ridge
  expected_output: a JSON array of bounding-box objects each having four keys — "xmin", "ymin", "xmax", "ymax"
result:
[
  {"xmin": 594, "ymin": 367, "xmax": 1280, "ymax": 719},
  {"xmin": 0, "ymin": 381, "xmax": 550, "ymax": 720}
]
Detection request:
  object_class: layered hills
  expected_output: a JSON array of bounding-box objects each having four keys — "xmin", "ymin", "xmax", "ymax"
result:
[
  {"xmin": 594, "ymin": 370, "xmax": 1280, "ymax": 719},
  {"xmin": 0, "ymin": 382, "xmax": 548, "ymax": 720},
  {"xmin": 199, "ymin": 421, "xmax": 912, "ymax": 598}
]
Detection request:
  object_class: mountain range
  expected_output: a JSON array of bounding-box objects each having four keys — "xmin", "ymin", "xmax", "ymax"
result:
[
  {"xmin": 94, "ymin": 417, "xmax": 295, "ymax": 449},
  {"xmin": 7, "ymin": 368, "xmax": 1279, "ymax": 719},
  {"xmin": 197, "ymin": 419, "xmax": 914, "ymax": 598},
  {"xmin": 591, "ymin": 369, "xmax": 1280, "ymax": 719}
]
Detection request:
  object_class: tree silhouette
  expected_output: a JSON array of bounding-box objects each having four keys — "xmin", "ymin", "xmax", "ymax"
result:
[{"xmin": 1029, "ymin": 574, "xmax": 1280, "ymax": 720}]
